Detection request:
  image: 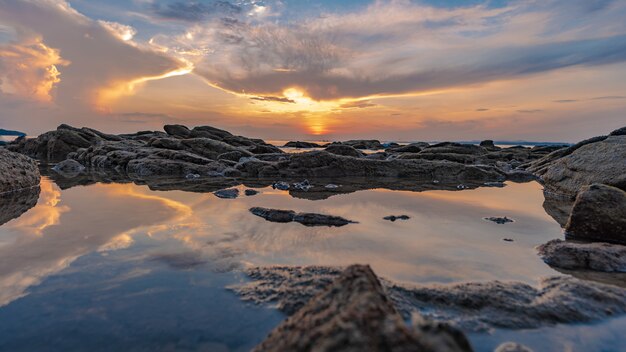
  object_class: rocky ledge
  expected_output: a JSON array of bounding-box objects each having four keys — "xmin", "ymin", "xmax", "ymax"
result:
[
  {"xmin": 0, "ymin": 149, "xmax": 40, "ymax": 194},
  {"xmin": 8, "ymin": 124, "xmax": 560, "ymax": 185},
  {"xmin": 252, "ymin": 265, "xmax": 473, "ymax": 352},
  {"xmin": 231, "ymin": 265, "xmax": 626, "ymax": 333}
]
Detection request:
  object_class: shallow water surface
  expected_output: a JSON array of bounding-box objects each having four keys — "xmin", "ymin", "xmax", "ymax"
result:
[{"xmin": 0, "ymin": 176, "xmax": 624, "ymax": 351}]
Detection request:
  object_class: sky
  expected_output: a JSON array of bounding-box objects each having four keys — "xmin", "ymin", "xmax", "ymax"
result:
[{"xmin": 0, "ymin": 0, "xmax": 625, "ymax": 142}]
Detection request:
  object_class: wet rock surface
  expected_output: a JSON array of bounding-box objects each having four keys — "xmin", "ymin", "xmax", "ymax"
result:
[
  {"xmin": 232, "ymin": 265, "xmax": 626, "ymax": 332},
  {"xmin": 250, "ymin": 207, "xmax": 356, "ymax": 227},
  {"xmin": 52, "ymin": 159, "xmax": 85, "ymax": 178},
  {"xmin": 565, "ymin": 184, "xmax": 626, "ymax": 244},
  {"xmin": 252, "ymin": 265, "xmax": 472, "ymax": 352},
  {"xmin": 0, "ymin": 149, "xmax": 40, "ymax": 194},
  {"xmin": 527, "ymin": 126, "xmax": 626, "ymax": 195},
  {"xmin": 537, "ymin": 239, "xmax": 626, "ymax": 272},
  {"xmin": 213, "ymin": 188, "xmax": 240, "ymax": 199}
]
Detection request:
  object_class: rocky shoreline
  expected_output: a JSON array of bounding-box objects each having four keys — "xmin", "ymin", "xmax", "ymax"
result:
[{"xmin": 2, "ymin": 123, "xmax": 626, "ymax": 351}]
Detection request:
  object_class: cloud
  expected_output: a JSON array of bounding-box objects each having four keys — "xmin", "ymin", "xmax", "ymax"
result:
[
  {"xmin": 151, "ymin": 1, "xmax": 242, "ymax": 22},
  {"xmin": 340, "ymin": 100, "xmax": 377, "ymax": 109},
  {"xmin": 151, "ymin": 0, "xmax": 626, "ymax": 101},
  {"xmin": 517, "ymin": 109, "xmax": 544, "ymax": 113},
  {"xmin": 553, "ymin": 99, "xmax": 578, "ymax": 103},
  {"xmin": 591, "ymin": 95, "xmax": 626, "ymax": 100},
  {"xmin": 476, "ymin": 108, "xmax": 490, "ymax": 112},
  {"xmin": 250, "ymin": 95, "xmax": 295, "ymax": 103},
  {"xmin": 0, "ymin": 38, "xmax": 69, "ymax": 101}
]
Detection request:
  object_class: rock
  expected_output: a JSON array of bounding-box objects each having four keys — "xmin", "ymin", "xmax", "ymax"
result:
[
  {"xmin": 483, "ymin": 182, "xmax": 505, "ymax": 187},
  {"xmin": 213, "ymin": 188, "xmax": 240, "ymax": 199},
  {"xmin": 325, "ymin": 184, "xmax": 340, "ymax": 189},
  {"xmin": 387, "ymin": 143, "xmax": 425, "ymax": 153},
  {"xmin": 528, "ymin": 131, "xmax": 626, "ymax": 195},
  {"xmin": 272, "ymin": 181, "xmax": 290, "ymax": 190},
  {"xmin": 245, "ymin": 189, "xmax": 260, "ymax": 196},
  {"xmin": 250, "ymin": 207, "xmax": 356, "ymax": 227},
  {"xmin": 217, "ymin": 150, "xmax": 252, "ymax": 162},
  {"xmin": 233, "ymin": 265, "xmax": 626, "ymax": 332},
  {"xmin": 0, "ymin": 186, "xmax": 40, "ymax": 226},
  {"xmin": 383, "ymin": 215, "xmax": 410, "ymax": 222},
  {"xmin": 565, "ymin": 184, "xmax": 626, "ymax": 244},
  {"xmin": 283, "ymin": 141, "xmax": 323, "ymax": 148},
  {"xmin": 494, "ymin": 342, "xmax": 533, "ymax": 352},
  {"xmin": 484, "ymin": 216, "xmax": 514, "ymax": 224},
  {"xmin": 250, "ymin": 207, "xmax": 296, "ymax": 222},
  {"xmin": 252, "ymin": 265, "xmax": 472, "ymax": 352},
  {"xmin": 273, "ymin": 151, "xmax": 505, "ymax": 181},
  {"xmin": 479, "ymin": 140, "xmax": 496, "ymax": 149},
  {"xmin": 292, "ymin": 179, "xmax": 312, "ymax": 191},
  {"xmin": 52, "ymin": 159, "xmax": 85, "ymax": 178},
  {"xmin": 163, "ymin": 124, "xmax": 192, "ymax": 138},
  {"xmin": 339, "ymin": 139, "xmax": 384, "ymax": 150},
  {"xmin": 0, "ymin": 149, "xmax": 40, "ymax": 193},
  {"xmin": 503, "ymin": 238, "xmax": 514, "ymax": 242},
  {"xmin": 537, "ymin": 239, "xmax": 626, "ymax": 272},
  {"xmin": 324, "ymin": 144, "xmax": 364, "ymax": 158}
]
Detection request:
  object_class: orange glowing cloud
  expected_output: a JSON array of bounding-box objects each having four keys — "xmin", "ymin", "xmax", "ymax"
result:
[{"xmin": 0, "ymin": 38, "xmax": 70, "ymax": 102}]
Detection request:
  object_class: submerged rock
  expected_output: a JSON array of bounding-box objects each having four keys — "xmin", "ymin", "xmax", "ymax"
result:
[
  {"xmin": 252, "ymin": 265, "xmax": 472, "ymax": 352},
  {"xmin": 213, "ymin": 188, "xmax": 240, "ymax": 199},
  {"xmin": 494, "ymin": 342, "xmax": 533, "ymax": 352},
  {"xmin": 272, "ymin": 181, "xmax": 290, "ymax": 190},
  {"xmin": 245, "ymin": 189, "xmax": 260, "ymax": 196},
  {"xmin": 565, "ymin": 184, "xmax": 626, "ymax": 244},
  {"xmin": 0, "ymin": 149, "xmax": 40, "ymax": 194},
  {"xmin": 52, "ymin": 159, "xmax": 85, "ymax": 178},
  {"xmin": 537, "ymin": 239, "xmax": 626, "ymax": 272},
  {"xmin": 484, "ymin": 216, "xmax": 514, "ymax": 224},
  {"xmin": 232, "ymin": 265, "xmax": 626, "ymax": 332},
  {"xmin": 249, "ymin": 207, "xmax": 356, "ymax": 227},
  {"xmin": 384, "ymin": 215, "xmax": 411, "ymax": 222}
]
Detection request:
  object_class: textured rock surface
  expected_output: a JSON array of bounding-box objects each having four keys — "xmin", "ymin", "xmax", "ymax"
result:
[
  {"xmin": 252, "ymin": 265, "xmax": 472, "ymax": 352},
  {"xmin": 250, "ymin": 207, "xmax": 356, "ymax": 227},
  {"xmin": 565, "ymin": 184, "xmax": 626, "ymax": 244},
  {"xmin": 494, "ymin": 342, "xmax": 533, "ymax": 352},
  {"xmin": 0, "ymin": 149, "xmax": 40, "ymax": 193},
  {"xmin": 232, "ymin": 265, "xmax": 626, "ymax": 332},
  {"xmin": 537, "ymin": 239, "xmax": 626, "ymax": 272},
  {"xmin": 528, "ymin": 128, "xmax": 626, "ymax": 195}
]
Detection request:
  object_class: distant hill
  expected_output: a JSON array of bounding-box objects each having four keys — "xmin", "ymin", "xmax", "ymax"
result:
[{"xmin": 0, "ymin": 129, "xmax": 26, "ymax": 137}]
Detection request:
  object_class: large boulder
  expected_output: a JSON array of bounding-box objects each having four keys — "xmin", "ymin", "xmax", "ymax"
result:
[
  {"xmin": 253, "ymin": 265, "xmax": 472, "ymax": 352},
  {"xmin": 565, "ymin": 184, "xmax": 626, "ymax": 244},
  {"xmin": 0, "ymin": 149, "xmax": 40, "ymax": 193},
  {"xmin": 283, "ymin": 141, "xmax": 323, "ymax": 148},
  {"xmin": 528, "ymin": 127, "xmax": 626, "ymax": 195},
  {"xmin": 324, "ymin": 144, "xmax": 364, "ymax": 158}
]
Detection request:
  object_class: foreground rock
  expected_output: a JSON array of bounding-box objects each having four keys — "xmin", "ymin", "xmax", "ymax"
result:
[
  {"xmin": 253, "ymin": 265, "xmax": 472, "ymax": 352},
  {"xmin": 537, "ymin": 239, "xmax": 626, "ymax": 272},
  {"xmin": 564, "ymin": 184, "xmax": 626, "ymax": 244},
  {"xmin": 250, "ymin": 207, "xmax": 356, "ymax": 227},
  {"xmin": 528, "ymin": 126, "xmax": 626, "ymax": 195},
  {"xmin": 232, "ymin": 265, "xmax": 626, "ymax": 332},
  {"xmin": 0, "ymin": 149, "xmax": 40, "ymax": 193}
]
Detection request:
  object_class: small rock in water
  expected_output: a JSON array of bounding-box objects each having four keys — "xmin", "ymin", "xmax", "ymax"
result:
[
  {"xmin": 484, "ymin": 181, "xmax": 506, "ymax": 187},
  {"xmin": 250, "ymin": 207, "xmax": 356, "ymax": 227},
  {"xmin": 503, "ymin": 238, "xmax": 514, "ymax": 242},
  {"xmin": 484, "ymin": 216, "xmax": 514, "ymax": 224},
  {"xmin": 324, "ymin": 184, "xmax": 340, "ymax": 189},
  {"xmin": 457, "ymin": 184, "xmax": 468, "ymax": 190},
  {"xmin": 432, "ymin": 180, "xmax": 440, "ymax": 184},
  {"xmin": 272, "ymin": 181, "xmax": 290, "ymax": 190},
  {"xmin": 245, "ymin": 189, "xmax": 260, "ymax": 196},
  {"xmin": 292, "ymin": 179, "xmax": 312, "ymax": 191},
  {"xmin": 214, "ymin": 188, "xmax": 240, "ymax": 199},
  {"xmin": 185, "ymin": 173, "xmax": 201, "ymax": 179},
  {"xmin": 494, "ymin": 342, "xmax": 534, "ymax": 352},
  {"xmin": 383, "ymin": 215, "xmax": 410, "ymax": 222}
]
